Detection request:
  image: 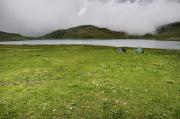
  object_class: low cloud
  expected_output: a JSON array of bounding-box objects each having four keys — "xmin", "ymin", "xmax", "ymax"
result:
[{"xmin": 0, "ymin": 0, "xmax": 180, "ymax": 36}]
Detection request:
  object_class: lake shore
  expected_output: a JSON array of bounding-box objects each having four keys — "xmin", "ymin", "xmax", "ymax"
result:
[{"xmin": 0, "ymin": 39, "xmax": 180, "ymax": 50}]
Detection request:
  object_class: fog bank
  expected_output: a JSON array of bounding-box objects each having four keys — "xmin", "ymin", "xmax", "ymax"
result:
[{"xmin": 0, "ymin": 0, "xmax": 180, "ymax": 36}]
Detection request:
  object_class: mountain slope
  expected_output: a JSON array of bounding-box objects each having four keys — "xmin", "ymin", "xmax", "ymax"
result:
[
  {"xmin": 41, "ymin": 23, "xmax": 180, "ymax": 40},
  {"xmin": 0, "ymin": 31, "xmax": 25, "ymax": 41},
  {"xmin": 156, "ymin": 22, "xmax": 180, "ymax": 40},
  {"xmin": 42, "ymin": 25, "xmax": 129, "ymax": 39},
  {"xmin": 0, "ymin": 22, "xmax": 180, "ymax": 41}
]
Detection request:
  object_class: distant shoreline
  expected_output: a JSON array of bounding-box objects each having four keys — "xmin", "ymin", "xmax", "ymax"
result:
[{"xmin": 0, "ymin": 39, "xmax": 179, "ymax": 50}]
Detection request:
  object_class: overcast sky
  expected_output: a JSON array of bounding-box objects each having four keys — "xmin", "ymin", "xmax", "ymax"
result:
[{"xmin": 0, "ymin": 0, "xmax": 180, "ymax": 36}]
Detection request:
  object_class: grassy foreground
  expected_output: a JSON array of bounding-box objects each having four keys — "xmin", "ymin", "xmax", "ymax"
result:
[{"xmin": 0, "ymin": 45, "xmax": 180, "ymax": 119}]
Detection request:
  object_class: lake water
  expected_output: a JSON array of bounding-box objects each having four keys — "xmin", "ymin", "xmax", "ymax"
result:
[{"xmin": 0, "ymin": 39, "xmax": 180, "ymax": 50}]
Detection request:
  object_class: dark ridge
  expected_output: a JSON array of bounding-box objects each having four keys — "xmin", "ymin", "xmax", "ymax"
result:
[
  {"xmin": 156, "ymin": 22, "xmax": 180, "ymax": 40},
  {"xmin": 0, "ymin": 22, "xmax": 180, "ymax": 41},
  {"xmin": 0, "ymin": 31, "xmax": 26, "ymax": 41},
  {"xmin": 41, "ymin": 23, "xmax": 180, "ymax": 40}
]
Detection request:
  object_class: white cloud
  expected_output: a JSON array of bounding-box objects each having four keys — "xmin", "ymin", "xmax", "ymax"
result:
[{"xmin": 0, "ymin": 0, "xmax": 180, "ymax": 36}]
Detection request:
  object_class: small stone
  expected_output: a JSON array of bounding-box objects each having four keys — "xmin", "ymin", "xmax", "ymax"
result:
[
  {"xmin": 123, "ymin": 102, "xmax": 127, "ymax": 105},
  {"xmin": 113, "ymin": 90, "xmax": 117, "ymax": 93},
  {"xmin": 115, "ymin": 100, "xmax": 120, "ymax": 104},
  {"xmin": 67, "ymin": 106, "xmax": 73, "ymax": 110}
]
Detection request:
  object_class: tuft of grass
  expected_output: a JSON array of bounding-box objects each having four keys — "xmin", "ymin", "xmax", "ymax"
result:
[{"xmin": 0, "ymin": 45, "xmax": 179, "ymax": 119}]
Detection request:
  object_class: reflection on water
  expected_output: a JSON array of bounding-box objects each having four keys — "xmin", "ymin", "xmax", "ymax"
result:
[{"xmin": 0, "ymin": 39, "xmax": 180, "ymax": 50}]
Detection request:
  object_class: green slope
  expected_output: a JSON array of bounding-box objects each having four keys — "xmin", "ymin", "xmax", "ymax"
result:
[
  {"xmin": 41, "ymin": 23, "xmax": 180, "ymax": 40},
  {"xmin": 42, "ymin": 25, "xmax": 128, "ymax": 39},
  {"xmin": 0, "ymin": 22, "xmax": 180, "ymax": 41},
  {"xmin": 155, "ymin": 22, "xmax": 180, "ymax": 40},
  {"xmin": 0, "ymin": 31, "xmax": 26, "ymax": 41}
]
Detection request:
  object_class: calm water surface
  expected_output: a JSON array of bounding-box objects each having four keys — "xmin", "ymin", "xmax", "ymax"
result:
[{"xmin": 0, "ymin": 39, "xmax": 180, "ymax": 50}]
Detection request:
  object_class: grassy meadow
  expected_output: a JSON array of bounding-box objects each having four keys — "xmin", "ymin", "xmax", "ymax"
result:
[{"xmin": 0, "ymin": 45, "xmax": 180, "ymax": 119}]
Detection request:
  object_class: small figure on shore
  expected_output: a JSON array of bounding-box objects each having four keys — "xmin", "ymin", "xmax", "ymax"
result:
[
  {"xmin": 117, "ymin": 48, "xmax": 126, "ymax": 53},
  {"xmin": 135, "ymin": 47, "xmax": 144, "ymax": 54}
]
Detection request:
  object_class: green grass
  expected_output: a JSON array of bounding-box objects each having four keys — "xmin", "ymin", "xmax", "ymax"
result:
[{"xmin": 0, "ymin": 45, "xmax": 180, "ymax": 119}]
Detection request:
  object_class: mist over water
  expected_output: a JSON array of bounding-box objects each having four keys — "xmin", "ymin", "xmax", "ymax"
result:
[{"xmin": 0, "ymin": 0, "xmax": 180, "ymax": 36}]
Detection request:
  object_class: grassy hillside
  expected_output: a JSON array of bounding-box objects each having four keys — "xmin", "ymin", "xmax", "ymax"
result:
[
  {"xmin": 0, "ymin": 45, "xmax": 179, "ymax": 119},
  {"xmin": 41, "ymin": 25, "xmax": 147, "ymax": 39},
  {"xmin": 0, "ymin": 22, "xmax": 180, "ymax": 41},
  {"xmin": 0, "ymin": 31, "xmax": 25, "ymax": 41},
  {"xmin": 42, "ymin": 23, "xmax": 180, "ymax": 40},
  {"xmin": 42, "ymin": 25, "xmax": 128, "ymax": 39},
  {"xmin": 155, "ymin": 22, "xmax": 180, "ymax": 40}
]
